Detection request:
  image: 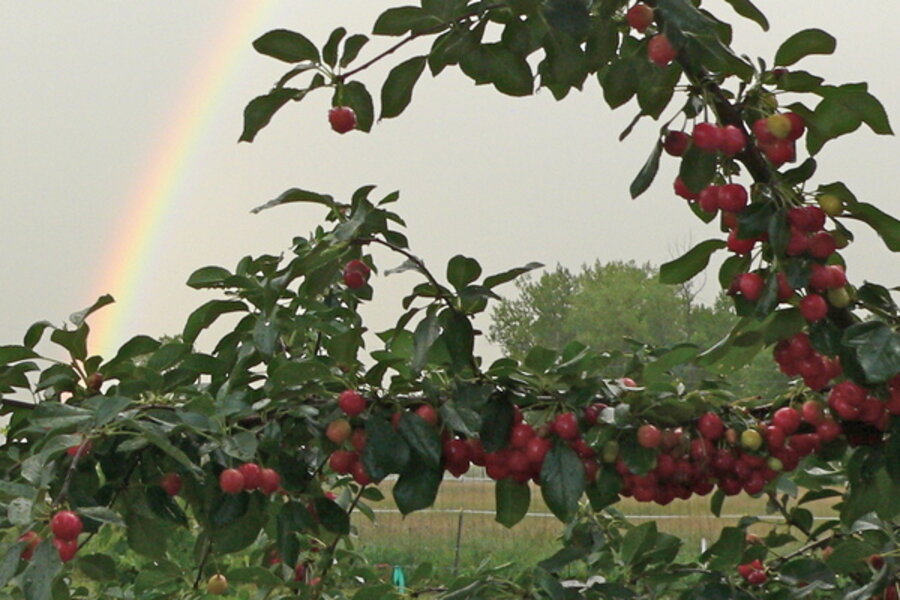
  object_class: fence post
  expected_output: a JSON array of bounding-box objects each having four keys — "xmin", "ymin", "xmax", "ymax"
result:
[{"xmin": 453, "ymin": 508, "xmax": 464, "ymax": 574}]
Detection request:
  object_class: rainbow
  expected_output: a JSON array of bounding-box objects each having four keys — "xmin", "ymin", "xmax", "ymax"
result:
[{"xmin": 88, "ymin": 1, "xmax": 280, "ymax": 357}]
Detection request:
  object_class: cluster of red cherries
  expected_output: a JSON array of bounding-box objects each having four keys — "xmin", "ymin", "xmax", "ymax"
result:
[
  {"xmin": 18, "ymin": 510, "xmax": 83, "ymax": 564},
  {"xmin": 218, "ymin": 462, "xmax": 282, "ymax": 496}
]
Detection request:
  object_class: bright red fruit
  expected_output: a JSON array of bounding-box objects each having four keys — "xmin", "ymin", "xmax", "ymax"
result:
[
  {"xmin": 50, "ymin": 510, "xmax": 83, "ymax": 541},
  {"xmin": 801, "ymin": 400, "xmax": 825, "ymax": 425},
  {"xmin": 260, "ymin": 468, "xmax": 281, "ymax": 494},
  {"xmin": 342, "ymin": 259, "xmax": 370, "ymax": 289},
  {"xmin": 726, "ymin": 228, "xmax": 757, "ymax": 255},
  {"xmin": 219, "ymin": 468, "xmax": 245, "ymax": 494},
  {"xmin": 338, "ymin": 390, "xmax": 366, "ymax": 416},
  {"xmin": 647, "ymin": 34, "xmax": 677, "ymax": 66},
  {"xmin": 717, "ymin": 184, "xmax": 747, "ymax": 213},
  {"xmin": 692, "ymin": 123, "xmax": 722, "ymax": 153},
  {"xmin": 674, "ymin": 176, "xmax": 699, "ymax": 200},
  {"xmin": 238, "ymin": 462, "xmax": 263, "ymax": 491},
  {"xmin": 553, "ymin": 412, "xmax": 580, "ymax": 440},
  {"xmin": 53, "ymin": 538, "xmax": 78, "ymax": 563},
  {"xmin": 807, "ymin": 231, "xmax": 836, "ymax": 259},
  {"xmin": 525, "ymin": 436, "xmax": 552, "ymax": 465},
  {"xmin": 697, "ymin": 412, "xmax": 725, "ymax": 440},
  {"xmin": 719, "ymin": 125, "xmax": 747, "ymax": 156},
  {"xmin": 784, "ymin": 112, "xmax": 806, "ymax": 140},
  {"xmin": 772, "ymin": 407, "xmax": 802, "ymax": 434},
  {"xmin": 752, "ymin": 118, "xmax": 777, "ymax": 144},
  {"xmin": 747, "ymin": 570, "xmax": 768, "ymax": 585},
  {"xmin": 66, "ymin": 438, "xmax": 92, "ymax": 457},
  {"xmin": 698, "ymin": 185, "xmax": 720, "ymax": 214},
  {"xmin": 626, "ymin": 4, "xmax": 654, "ymax": 32},
  {"xmin": 762, "ymin": 139, "xmax": 795, "ymax": 166},
  {"xmin": 737, "ymin": 273, "xmax": 765, "ymax": 302},
  {"xmin": 664, "ymin": 131, "xmax": 691, "ymax": 156},
  {"xmin": 160, "ymin": 472, "xmax": 182, "ymax": 496},
  {"xmin": 328, "ymin": 106, "xmax": 357, "ymax": 134},
  {"xmin": 637, "ymin": 424, "xmax": 662, "ymax": 448},
  {"xmin": 800, "ymin": 294, "xmax": 828, "ymax": 322},
  {"xmin": 329, "ymin": 450, "xmax": 356, "ymax": 474},
  {"xmin": 351, "ymin": 460, "xmax": 371, "ymax": 486}
]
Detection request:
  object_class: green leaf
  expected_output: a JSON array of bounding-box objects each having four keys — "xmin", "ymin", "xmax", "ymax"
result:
[
  {"xmin": 182, "ymin": 300, "xmax": 246, "ymax": 345},
  {"xmin": 373, "ymin": 6, "xmax": 439, "ymax": 36},
  {"xmin": 495, "ymin": 479, "xmax": 531, "ymax": 528},
  {"xmin": 540, "ymin": 442, "xmax": 585, "ymax": 522},
  {"xmin": 0, "ymin": 542, "xmax": 24, "ymax": 588},
  {"xmin": 777, "ymin": 70, "xmax": 824, "ymax": 92},
  {"xmin": 210, "ymin": 494, "xmax": 267, "ymax": 554},
  {"xmin": 479, "ymin": 394, "xmax": 514, "ymax": 453},
  {"xmin": 339, "ymin": 81, "xmax": 375, "ymax": 132},
  {"xmin": 312, "ymin": 496, "xmax": 350, "ymax": 534},
  {"xmin": 721, "ymin": 0, "xmax": 769, "ymax": 31},
  {"xmin": 185, "ymin": 266, "xmax": 232, "ymax": 289},
  {"xmin": 704, "ymin": 526, "xmax": 745, "ymax": 570},
  {"xmin": 69, "ymin": 294, "xmax": 114, "ymax": 327},
  {"xmin": 841, "ymin": 321, "xmax": 900, "ymax": 383},
  {"xmin": 482, "ymin": 262, "xmax": 543, "ymax": 289},
  {"xmin": 361, "ymin": 415, "xmax": 410, "ymax": 481},
  {"xmin": 322, "ymin": 27, "xmax": 346, "ymax": 68},
  {"xmin": 411, "ymin": 313, "xmax": 441, "ymax": 372},
  {"xmin": 447, "ymin": 255, "xmax": 482, "ymax": 291},
  {"xmin": 845, "ymin": 202, "xmax": 900, "ymax": 252},
  {"xmin": 0, "ymin": 345, "xmax": 39, "ymax": 365},
  {"xmin": 77, "ymin": 553, "xmax": 117, "ymax": 582},
  {"xmin": 710, "ymin": 489, "xmax": 725, "ymax": 517},
  {"xmin": 239, "ymin": 87, "xmax": 299, "ymax": 143},
  {"xmin": 630, "ymin": 141, "xmax": 662, "ymax": 199},
  {"xmin": 678, "ymin": 145, "xmax": 718, "ymax": 193},
  {"xmin": 775, "ymin": 28, "xmax": 836, "ymax": 66},
  {"xmin": 380, "ymin": 55, "xmax": 427, "ymax": 119},
  {"xmin": 23, "ymin": 320, "xmax": 54, "ymax": 349},
  {"xmin": 805, "ymin": 85, "xmax": 893, "ymax": 154},
  {"xmin": 22, "ymin": 540, "xmax": 62, "ymax": 600},
  {"xmin": 250, "ymin": 187, "xmax": 336, "ymax": 215},
  {"xmin": 620, "ymin": 521, "xmax": 657, "ymax": 566},
  {"xmin": 659, "ymin": 239, "xmax": 726, "ymax": 284},
  {"xmin": 146, "ymin": 487, "xmax": 189, "ymax": 527},
  {"xmin": 398, "ymin": 412, "xmax": 442, "ymax": 468},
  {"xmin": 253, "ymin": 29, "xmax": 319, "ymax": 63},
  {"xmin": 78, "ymin": 506, "xmax": 125, "ymax": 527},
  {"xmin": 393, "ymin": 464, "xmax": 442, "ymax": 515},
  {"xmin": 460, "ymin": 43, "xmax": 533, "ymax": 97},
  {"xmin": 340, "ymin": 34, "xmax": 369, "ymax": 68},
  {"xmin": 227, "ymin": 566, "xmax": 283, "ymax": 587}
]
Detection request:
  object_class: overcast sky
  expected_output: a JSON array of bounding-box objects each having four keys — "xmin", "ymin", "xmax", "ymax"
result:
[{"xmin": 2, "ymin": 1, "xmax": 898, "ymax": 365}]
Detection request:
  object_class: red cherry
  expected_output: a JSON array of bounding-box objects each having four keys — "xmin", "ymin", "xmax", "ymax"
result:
[
  {"xmin": 801, "ymin": 401, "xmax": 825, "ymax": 425},
  {"xmin": 674, "ymin": 176, "xmax": 699, "ymax": 201},
  {"xmin": 698, "ymin": 185, "xmax": 720, "ymax": 215},
  {"xmin": 776, "ymin": 272, "xmax": 794, "ymax": 301},
  {"xmin": 238, "ymin": 463, "xmax": 263, "ymax": 491},
  {"xmin": 415, "ymin": 404, "xmax": 440, "ymax": 427},
  {"xmin": 800, "ymin": 294, "xmax": 828, "ymax": 322},
  {"xmin": 647, "ymin": 34, "xmax": 677, "ymax": 67},
  {"xmin": 328, "ymin": 450, "xmax": 356, "ymax": 475},
  {"xmin": 663, "ymin": 131, "xmax": 691, "ymax": 156},
  {"xmin": 726, "ymin": 228, "xmax": 757, "ymax": 255},
  {"xmin": 697, "ymin": 412, "xmax": 725, "ymax": 440},
  {"xmin": 525, "ymin": 437, "xmax": 551, "ymax": 465},
  {"xmin": 328, "ymin": 106, "xmax": 357, "ymax": 134},
  {"xmin": 583, "ymin": 402, "xmax": 607, "ymax": 425},
  {"xmin": 772, "ymin": 407, "xmax": 802, "ymax": 434},
  {"xmin": 219, "ymin": 468, "xmax": 245, "ymax": 494},
  {"xmin": 18, "ymin": 531, "xmax": 40, "ymax": 560},
  {"xmin": 259, "ymin": 468, "xmax": 281, "ymax": 494},
  {"xmin": 50, "ymin": 510, "xmax": 83, "ymax": 541},
  {"xmin": 66, "ymin": 438, "xmax": 93, "ymax": 457},
  {"xmin": 719, "ymin": 125, "xmax": 747, "ymax": 156},
  {"xmin": 338, "ymin": 390, "xmax": 366, "ymax": 417},
  {"xmin": 160, "ymin": 472, "xmax": 182, "ymax": 496},
  {"xmin": 351, "ymin": 460, "xmax": 371, "ymax": 486},
  {"xmin": 351, "ymin": 427, "xmax": 367, "ymax": 451},
  {"xmin": 747, "ymin": 570, "xmax": 768, "ymax": 585},
  {"xmin": 509, "ymin": 423, "xmax": 536, "ymax": 448},
  {"xmin": 553, "ymin": 413, "xmax": 580, "ymax": 440},
  {"xmin": 752, "ymin": 118, "xmax": 777, "ymax": 145},
  {"xmin": 294, "ymin": 562, "xmax": 308, "ymax": 582},
  {"xmin": 717, "ymin": 184, "xmax": 748, "ymax": 213},
  {"xmin": 737, "ymin": 273, "xmax": 765, "ymax": 302},
  {"xmin": 626, "ymin": 3, "xmax": 654, "ymax": 32},
  {"xmin": 53, "ymin": 538, "xmax": 78, "ymax": 563},
  {"xmin": 692, "ymin": 123, "xmax": 722, "ymax": 153},
  {"xmin": 807, "ymin": 232, "xmax": 836, "ymax": 259},
  {"xmin": 637, "ymin": 424, "xmax": 662, "ymax": 448}
]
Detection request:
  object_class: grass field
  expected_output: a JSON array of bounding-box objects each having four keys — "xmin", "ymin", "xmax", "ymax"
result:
[{"xmin": 352, "ymin": 471, "xmax": 839, "ymax": 579}]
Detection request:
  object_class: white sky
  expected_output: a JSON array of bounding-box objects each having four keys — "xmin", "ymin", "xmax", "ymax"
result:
[{"xmin": 1, "ymin": 1, "xmax": 898, "ymax": 364}]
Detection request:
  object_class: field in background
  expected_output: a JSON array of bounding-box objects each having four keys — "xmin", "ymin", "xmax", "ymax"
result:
[{"xmin": 353, "ymin": 471, "xmax": 838, "ymax": 579}]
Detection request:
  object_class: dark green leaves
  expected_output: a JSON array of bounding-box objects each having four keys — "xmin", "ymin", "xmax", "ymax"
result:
[
  {"xmin": 250, "ymin": 187, "xmax": 336, "ymax": 215},
  {"xmin": 253, "ymin": 29, "xmax": 319, "ymax": 63},
  {"xmin": 361, "ymin": 415, "xmax": 410, "ymax": 481},
  {"xmin": 393, "ymin": 464, "xmax": 442, "ymax": 515},
  {"xmin": 630, "ymin": 141, "xmax": 662, "ymax": 199},
  {"xmin": 721, "ymin": 0, "xmax": 769, "ymax": 31},
  {"xmin": 803, "ymin": 85, "xmax": 893, "ymax": 154},
  {"xmin": 659, "ymin": 239, "xmax": 726, "ymax": 284},
  {"xmin": 678, "ymin": 146, "xmax": 717, "ymax": 193},
  {"xmin": 312, "ymin": 496, "xmax": 350, "ymax": 535},
  {"xmin": 380, "ymin": 56, "xmax": 427, "ymax": 119},
  {"xmin": 774, "ymin": 29, "xmax": 836, "ymax": 66},
  {"xmin": 540, "ymin": 442, "xmax": 585, "ymax": 522},
  {"xmin": 841, "ymin": 321, "xmax": 900, "ymax": 384},
  {"xmin": 447, "ymin": 255, "xmax": 482, "ymax": 290},
  {"xmin": 373, "ymin": 6, "xmax": 440, "ymax": 36},
  {"xmin": 240, "ymin": 88, "xmax": 299, "ymax": 143},
  {"xmin": 460, "ymin": 44, "xmax": 533, "ymax": 97},
  {"xmin": 620, "ymin": 521, "xmax": 657, "ymax": 566},
  {"xmin": 495, "ymin": 479, "xmax": 531, "ymax": 528}
]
